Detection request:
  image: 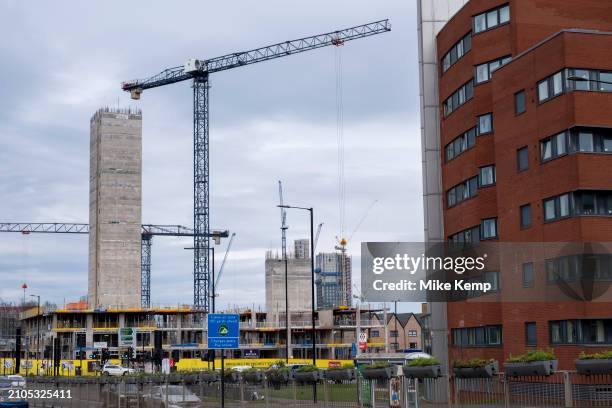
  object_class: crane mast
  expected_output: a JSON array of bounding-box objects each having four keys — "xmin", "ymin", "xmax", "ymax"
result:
[{"xmin": 122, "ymin": 20, "xmax": 391, "ymax": 311}]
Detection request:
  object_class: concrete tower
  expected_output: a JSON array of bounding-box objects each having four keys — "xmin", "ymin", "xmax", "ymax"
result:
[{"xmin": 88, "ymin": 108, "xmax": 142, "ymax": 309}]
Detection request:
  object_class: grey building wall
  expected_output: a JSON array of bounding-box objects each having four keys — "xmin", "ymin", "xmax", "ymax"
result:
[
  {"xmin": 265, "ymin": 243, "xmax": 312, "ymax": 313},
  {"xmin": 417, "ymin": 0, "xmax": 468, "ymax": 395},
  {"xmin": 88, "ymin": 108, "xmax": 142, "ymax": 309}
]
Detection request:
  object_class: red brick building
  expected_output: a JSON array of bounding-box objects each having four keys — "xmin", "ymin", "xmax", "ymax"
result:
[{"xmin": 436, "ymin": 0, "xmax": 612, "ymax": 370}]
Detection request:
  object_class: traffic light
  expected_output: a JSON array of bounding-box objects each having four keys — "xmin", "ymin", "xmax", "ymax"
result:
[{"xmin": 101, "ymin": 348, "xmax": 109, "ymax": 365}]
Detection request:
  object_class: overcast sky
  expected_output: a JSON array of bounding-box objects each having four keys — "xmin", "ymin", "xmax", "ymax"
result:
[{"xmin": 0, "ymin": 0, "xmax": 423, "ymax": 312}]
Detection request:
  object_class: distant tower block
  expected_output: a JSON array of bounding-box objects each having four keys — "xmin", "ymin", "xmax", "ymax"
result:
[{"xmin": 88, "ymin": 108, "xmax": 142, "ymax": 309}]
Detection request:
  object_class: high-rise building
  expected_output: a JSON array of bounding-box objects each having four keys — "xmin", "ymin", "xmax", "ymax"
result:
[
  {"xmin": 265, "ymin": 239, "xmax": 312, "ymax": 312},
  {"xmin": 88, "ymin": 108, "xmax": 142, "ymax": 309},
  {"xmin": 419, "ymin": 0, "xmax": 612, "ymax": 370},
  {"xmin": 316, "ymin": 252, "xmax": 352, "ymax": 309}
]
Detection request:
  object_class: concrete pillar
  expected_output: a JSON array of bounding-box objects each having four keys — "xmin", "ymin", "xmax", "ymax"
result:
[{"xmin": 86, "ymin": 314, "xmax": 94, "ymax": 347}]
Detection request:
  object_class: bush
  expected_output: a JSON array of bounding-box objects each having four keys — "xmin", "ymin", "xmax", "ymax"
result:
[
  {"xmin": 578, "ymin": 350, "xmax": 612, "ymax": 360},
  {"xmin": 406, "ymin": 357, "xmax": 440, "ymax": 367},
  {"xmin": 364, "ymin": 361, "xmax": 390, "ymax": 369},
  {"xmin": 506, "ymin": 349, "xmax": 555, "ymax": 363},
  {"xmin": 453, "ymin": 358, "xmax": 491, "ymax": 369},
  {"xmin": 328, "ymin": 362, "xmax": 355, "ymax": 370},
  {"xmin": 296, "ymin": 364, "xmax": 318, "ymax": 373},
  {"xmin": 242, "ymin": 367, "xmax": 261, "ymax": 374}
]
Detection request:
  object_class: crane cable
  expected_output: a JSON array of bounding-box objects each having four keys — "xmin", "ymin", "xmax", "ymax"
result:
[{"xmin": 335, "ymin": 43, "xmax": 346, "ymax": 240}]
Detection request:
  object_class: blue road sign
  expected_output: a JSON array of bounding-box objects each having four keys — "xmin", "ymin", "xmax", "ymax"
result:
[{"xmin": 207, "ymin": 313, "xmax": 240, "ymax": 349}]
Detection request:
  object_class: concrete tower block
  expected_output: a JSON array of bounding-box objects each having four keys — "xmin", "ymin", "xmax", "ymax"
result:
[{"xmin": 88, "ymin": 108, "xmax": 142, "ymax": 309}]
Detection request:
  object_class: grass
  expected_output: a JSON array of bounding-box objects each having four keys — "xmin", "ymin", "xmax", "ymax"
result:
[
  {"xmin": 579, "ymin": 350, "xmax": 612, "ymax": 360},
  {"xmin": 506, "ymin": 349, "xmax": 555, "ymax": 363},
  {"xmin": 268, "ymin": 383, "xmax": 358, "ymax": 401},
  {"xmin": 405, "ymin": 357, "xmax": 440, "ymax": 367}
]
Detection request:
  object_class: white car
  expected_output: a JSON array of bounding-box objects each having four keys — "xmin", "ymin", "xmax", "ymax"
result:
[
  {"xmin": 143, "ymin": 385, "xmax": 200, "ymax": 408},
  {"xmin": 102, "ymin": 363, "xmax": 135, "ymax": 376},
  {"xmin": 7, "ymin": 375, "xmax": 25, "ymax": 388}
]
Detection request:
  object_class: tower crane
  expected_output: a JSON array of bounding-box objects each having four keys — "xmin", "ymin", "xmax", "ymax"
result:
[
  {"xmin": 0, "ymin": 222, "xmax": 228, "ymax": 308},
  {"xmin": 212, "ymin": 232, "xmax": 236, "ymax": 299},
  {"xmin": 122, "ymin": 20, "xmax": 391, "ymax": 311}
]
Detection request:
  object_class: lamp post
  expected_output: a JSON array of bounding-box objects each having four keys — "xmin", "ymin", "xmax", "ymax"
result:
[
  {"xmin": 278, "ymin": 204, "xmax": 317, "ymax": 402},
  {"xmin": 29, "ymin": 294, "xmax": 40, "ymax": 363}
]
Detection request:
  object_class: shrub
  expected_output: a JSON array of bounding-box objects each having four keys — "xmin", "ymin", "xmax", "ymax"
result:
[
  {"xmin": 453, "ymin": 358, "xmax": 492, "ymax": 369},
  {"xmin": 328, "ymin": 363, "xmax": 354, "ymax": 370},
  {"xmin": 296, "ymin": 364, "xmax": 318, "ymax": 373},
  {"xmin": 243, "ymin": 367, "xmax": 261, "ymax": 374},
  {"xmin": 406, "ymin": 357, "xmax": 440, "ymax": 367},
  {"xmin": 506, "ymin": 349, "xmax": 555, "ymax": 363},
  {"xmin": 578, "ymin": 350, "xmax": 612, "ymax": 360},
  {"xmin": 364, "ymin": 361, "xmax": 390, "ymax": 369}
]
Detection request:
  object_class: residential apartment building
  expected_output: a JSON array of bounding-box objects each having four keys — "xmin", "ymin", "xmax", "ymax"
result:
[
  {"xmin": 386, "ymin": 313, "xmax": 424, "ymax": 352},
  {"xmin": 420, "ymin": 0, "xmax": 612, "ymax": 370}
]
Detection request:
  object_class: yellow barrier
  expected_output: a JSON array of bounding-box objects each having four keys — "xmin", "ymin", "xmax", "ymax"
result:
[{"xmin": 0, "ymin": 357, "xmax": 353, "ymax": 376}]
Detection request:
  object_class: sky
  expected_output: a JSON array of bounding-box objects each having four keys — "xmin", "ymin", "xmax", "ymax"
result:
[{"xmin": 0, "ymin": 0, "xmax": 423, "ymax": 312}]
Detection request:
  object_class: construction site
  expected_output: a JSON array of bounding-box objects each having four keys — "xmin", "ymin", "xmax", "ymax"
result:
[{"xmin": 0, "ymin": 20, "xmax": 405, "ymax": 375}]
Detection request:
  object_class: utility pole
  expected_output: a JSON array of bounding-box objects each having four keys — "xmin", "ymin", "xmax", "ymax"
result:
[{"xmin": 30, "ymin": 295, "xmax": 40, "ymax": 366}]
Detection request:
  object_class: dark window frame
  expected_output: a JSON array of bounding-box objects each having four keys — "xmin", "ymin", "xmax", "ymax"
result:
[
  {"xmin": 517, "ymin": 146, "xmax": 529, "ymax": 172},
  {"xmin": 520, "ymin": 203, "xmax": 532, "ymax": 229},
  {"xmin": 473, "ymin": 4, "xmax": 511, "ymax": 35},
  {"xmin": 522, "ymin": 262, "xmax": 534, "ymax": 288},
  {"xmin": 525, "ymin": 322, "xmax": 537, "ymax": 345},
  {"xmin": 441, "ymin": 31, "xmax": 472, "ymax": 74},
  {"xmin": 475, "ymin": 55, "xmax": 512, "ymax": 84},
  {"xmin": 515, "ymin": 89, "xmax": 526, "ymax": 115}
]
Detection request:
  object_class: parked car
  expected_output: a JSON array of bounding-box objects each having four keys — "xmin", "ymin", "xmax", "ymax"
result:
[
  {"xmin": 143, "ymin": 385, "xmax": 200, "ymax": 408},
  {"xmin": 102, "ymin": 363, "xmax": 135, "ymax": 376},
  {"xmin": 8, "ymin": 375, "xmax": 26, "ymax": 388}
]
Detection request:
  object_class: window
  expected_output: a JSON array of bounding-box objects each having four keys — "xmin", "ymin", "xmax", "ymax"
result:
[
  {"xmin": 520, "ymin": 204, "xmax": 531, "ymax": 229},
  {"xmin": 525, "ymin": 322, "xmax": 537, "ymax": 345},
  {"xmin": 447, "ymin": 176, "xmax": 478, "ymax": 208},
  {"xmin": 517, "ymin": 146, "xmax": 528, "ymax": 171},
  {"xmin": 515, "ymin": 90, "xmax": 526, "ymax": 114},
  {"xmin": 408, "ymin": 330, "xmax": 417, "ymax": 337},
  {"xmin": 568, "ymin": 127, "xmax": 612, "ymax": 153},
  {"xmin": 442, "ymin": 32, "xmax": 472, "ymax": 73},
  {"xmin": 475, "ymin": 55, "xmax": 512, "ymax": 83},
  {"xmin": 484, "ymin": 271, "xmax": 500, "ymax": 291},
  {"xmin": 371, "ymin": 330, "xmax": 380, "ymax": 337},
  {"xmin": 550, "ymin": 319, "xmax": 612, "ymax": 345},
  {"xmin": 481, "ymin": 218, "xmax": 498, "ymax": 239},
  {"xmin": 522, "ymin": 262, "xmax": 534, "ymax": 288},
  {"xmin": 473, "ymin": 4, "xmax": 510, "ymax": 34},
  {"xmin": 543, "ymin": 193, "xmax": 571, "ymax": 221},
  {"xmin": 540, "ymin": 132, "xmax": 567, "ymax": 161},
  {"xmin": 574, "ymin": 190, "xmax": 612, "ymax": 216},
  {"xmin": 409, "ymin": 342, "xmax": 417, "ymax": 349},
  {"xmin": 390, "ymin": 330, "xmax": 398, "ymax": 338},
  {"xmin": 444, "ymin": 80, "xmax": 474, "ymax": 117},
  {"xmin": 448, "ymin": 225, "xmax": 480, "ymax": 244},
  {"xmin": 452, "ymin": 325, "xmax": 502, "ymax": 347},
  {"xmin": 538, "ymin": 70, "xmax": 565, "ymax": 102},
  {"xmin": 479, "ymin": 165, "xmax": 495, "ymax": 187},
  {"xmin": 477, "ymin": 113, "xmax": 493, "ymax": 135},
  {"xmin": 445, "ymin": 128, "xmax": 476, "ymax": 161}
]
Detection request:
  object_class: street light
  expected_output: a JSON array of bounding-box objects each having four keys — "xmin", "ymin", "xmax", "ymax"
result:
[
  {"xmin": 278, "ymin": 204, "xmax": 317, "ymax": 402},
  {"xmin": 29, "ymin": 294, "xmax": 40, "ymax": 363}
]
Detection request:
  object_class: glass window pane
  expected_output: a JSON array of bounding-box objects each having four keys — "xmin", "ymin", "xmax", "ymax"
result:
[
  {"xmin": 469, "ymin": 177, "xmax": 478, "ymax": 196},
  {"xmin": 474, "ymin": 14, "xmax": 486, "ymax": 33},
  {"xmin": 465, "ymin": 80, "xmax": 473, "ymax": 99},
  {"xmin": 489, "ymin": 60, "xmax": 501, "ymax": 73},
  {"xmin": 560, "ymin": 194, "xmax": 570, "ymax": 217},
  {"xmin": 499, "ymin": 5, "xmax": 510, "ymax": 23},
  {"xmin": 463, "ymin": 34, "xmax": 472, "ymax": 53},
  {"xmin": 521, "ymin": 204, "xmax": 531, "ymax": 228},
  {"xmin": 572, "ymin": 69, "xmax": 590, "ymax": 91},
  {"xmin": 517, "ymin": 147, "xmax": 528, "ymax": 171},
  {"xmin": 545, "ymin": 199, "xmax": 556, "ymax": 220},
  {"xmin": 458, "ymin": 87, "xmax": 465, "ymax": 104},
  {"xmin": 467, "ymin": 129, "xmax": 476, "ymax": 147},
  {"xmin": 599, "ymin": 72, "xmax": 612, "ymax": 91},
  {"xmin": 523, "ymin": 263, "xmax": 534, "ymax": 287},
  {"xmin": 515, "ymin": 90, "xmax": 525, "ymax": 114},
  {"xmin": 538, "ymin": 80, "xmax": 549, "ymax": 101},
  {"xmin": 443, "ymin": 54, "xmax": 451, "ymax": 72},
  {"xmin": 476, "ymin": 64, "xmax": 489, "ymax": 83},
  {"xmin": 480, "ymin": 166, "xmax": 494, "ymax": 186},
  {"xmin": 479, "ymin": 114, "xmax": 492, "ymax": 134},
  {"xmin": 579, "ymin": 132, "xmax": 594, "ymax": 152},
  {"xmin": 446, "ymin": 144, "xmax": 454, "ymax": 161},
  {"xmin": 456, "ymin": 41, "xmax": 464, "ymax": 58},
  {"xmin": 556, "ymin": 133, "xmax": 567, "ymax": 155},
  {"xmin": 487, "ymin": 10, "xmax": 498, "ymax": 28},
  {"xmin": 454, "ymin": 138, "xmax": 463, "ymax": 154},
  {"xmin": 603, "ymin": 135, "xmax": 612, "ymax": 153},
  {"xmin": 482, "ymin": 218, "xmax": 496, "ymax": 238},
  {"xmin": 553, "ymin": 72, "xmax": 563, "ymax": 95},
  {"xmin": 542, "ymin": 140, "xmax": 552, "ymax": 160}
]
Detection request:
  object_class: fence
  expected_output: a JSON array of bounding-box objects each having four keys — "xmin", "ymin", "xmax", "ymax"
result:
[{"xmin": 18, "ymin": 371, "xmax": 612, "ymax": 408}]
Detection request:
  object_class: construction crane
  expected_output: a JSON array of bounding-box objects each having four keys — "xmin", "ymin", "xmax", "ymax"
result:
[
  {"xmin": 0, "ymin": 222, "xmax": 228, "ymax": 308},
  {"xmin": 122, "ymin": 20, "xmax": 391, "ymax": 311},
  {"xmin": 314, "ymin": 222, "xmax": 324, "ymax": 252},
  {"xmin": 212, "ymin": 232, "xmax": 236, "ymax": 300}
]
